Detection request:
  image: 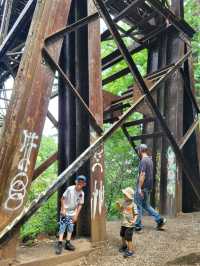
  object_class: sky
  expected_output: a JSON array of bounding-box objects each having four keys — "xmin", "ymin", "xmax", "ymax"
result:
[{"xmin": 1, "ymin": 19, "xmax": 108, "ymax": 137}]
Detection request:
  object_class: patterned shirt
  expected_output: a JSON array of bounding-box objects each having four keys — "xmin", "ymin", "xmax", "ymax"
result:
[
  {"xmin": 62, "ymin": 185, "xmax": 84, "ymax": 216},
  {"xmin": 121, "ymin": 200, "xmax": 138, "ymax": 227}
]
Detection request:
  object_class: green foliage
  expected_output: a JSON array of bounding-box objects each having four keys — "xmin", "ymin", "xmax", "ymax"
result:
[
  {"xmin": 104, "ymin": 113, "xmax": 142, "ymax": 219},
  {"xmin": 101, "ymin": 39, "xmax": 147, "ymax": 95},
  {"xmin": 184, "ymin": 0, "xmax": 200, "ymax": 103},
  {"xmin": 101, "ymin": 25, "xmax": 146, "ymax": 219},
  {"xmin": 20, "ymin": 136, "xmax": 58, "ymax": 241},
  {"xmin": 20, "ymin": 2, "xmax": 200, "ymax": 236},
  {"xmin": 103, "ymin": 1, "xmax": 200, "ymax": 219}
]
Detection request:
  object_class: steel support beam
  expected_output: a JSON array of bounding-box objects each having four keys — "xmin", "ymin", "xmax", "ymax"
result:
[
  {"xmin": 0, "ymin": 0, "xmax": 36, "ymax": 59},
  {"xmin": 32, "ymin": 152, "xmax": 58, "ymax": 181},
  {"xmin": 179, "ymin": 118, "xmax": 199, "ymax": 150},
  {"xmin": 0, "ymin": 0, "xmax": 72, "ymax": 257},
  {"xmin": 0, "ymin": 47, "xmax": 192, "ymax": 245},
  {"xmin": 0, "ymin": 0, "xmax": 14, "ymax": 44},
  {"xmin": 93, "ymin": 0, "xmax": 200, "ymax": 201},
  {"xmin": 121, "ymin": 125, "xmax": 138, "ymax": 155}
]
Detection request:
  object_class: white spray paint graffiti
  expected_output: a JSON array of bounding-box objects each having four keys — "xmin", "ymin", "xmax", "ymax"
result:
[
  {"xmin": 91, "ymin": 180, "xmax": 104, "ymax": 219},
  {"xmin": 92, "ymin": 147, "xmax": 103, "ymax": 173},
  {"xmin": 167, "ymin": 146, "xmax": 176, "ymax": 197},
  {"xmin": 4, "ymin": 130, "xmax": 38, "ymax": 211}
]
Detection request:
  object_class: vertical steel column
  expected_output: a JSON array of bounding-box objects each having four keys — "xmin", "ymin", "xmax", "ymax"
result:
[
  {"xmin": 182, "ymin": 48, "xmax": 200, "ymax": 212},
  {"xmin": 88, "ymin": 0, "xmax": 106, "ymax": 242},
  {"xmin": 58, "ymin": 0, "xmax": 105, "ymax": 239},
  {"xmin": 75, "ymin": 0, "xmax": 90, "ymax": 237},
  {"xmin": 158, "ymin": 31, "xmax": 168, "ymax": 215},
  {"xmin": 58, "ymin": 1, "xmax": 76, "ymax": 218},
  {"xmin": 146, "ymin": 35, "xmax": 160, "ymax": 208},
  {"xmin": 0, "ymin": 0, "xmax": 72, "ymax": 258},
  {"xmin": 161, "ymin": 0, "xmax": 184, "ymax": 216},
  {"xmin": 93, "ymin": 0, "xmax": 200, "ymax": 209}
]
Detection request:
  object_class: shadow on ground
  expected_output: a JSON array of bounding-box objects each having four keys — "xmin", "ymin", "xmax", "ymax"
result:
[{"xmin": 166, "ymin": 253, "xmax": 200, "ymax": 265}]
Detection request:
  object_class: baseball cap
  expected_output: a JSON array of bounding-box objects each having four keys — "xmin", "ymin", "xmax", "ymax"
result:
[
  {"xmin": 76, "ymin": 175, "xmax": 87, "ymax": 183},
  {"xmin": 136, "ymin": 143, "xmax": 148, "ymax": 153}
]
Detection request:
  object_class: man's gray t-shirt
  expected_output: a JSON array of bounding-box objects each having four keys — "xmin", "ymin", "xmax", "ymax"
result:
[{"xmin": 137, "ymin": 156, "xmax": 153, "ymax": 190}]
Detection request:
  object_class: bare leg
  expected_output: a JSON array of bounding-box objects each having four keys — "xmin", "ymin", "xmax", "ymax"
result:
[
  {"xmin": 121, "ymin": 237, "xmax": 126, "ymax": 247},
  {"xmin": 66, "ymin": 231, "xmax": 72, "ymax": 241},
  {"xmin": 127, "ymin": 240, "xmax": 134, "ymax": 252},
  {"xmin": 58, "ymin": 233, "xmax": 64, "ymax": 242}
]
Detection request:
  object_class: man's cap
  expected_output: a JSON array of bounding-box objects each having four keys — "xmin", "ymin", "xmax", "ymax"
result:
[
  {"xmin": 136, "ymin": 143, "xmax": 148, "ymax": 152},
  {"xmin": 122, "ymin": 187, "xmax": 134, "ymax": 200},
  {"xmin": 76, "ymin": 175, "xmax": 87, "ymax": 182}
]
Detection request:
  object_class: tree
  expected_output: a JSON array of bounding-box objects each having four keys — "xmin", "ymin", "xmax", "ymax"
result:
[{"xmin": 20, "ymin": 136, "xmax": 58, "ymax": 241}]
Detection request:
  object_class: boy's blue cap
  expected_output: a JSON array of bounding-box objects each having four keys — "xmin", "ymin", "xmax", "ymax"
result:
[{"xmin": 76, "ymin": 175, "xmax": 87, "ymax": 182}]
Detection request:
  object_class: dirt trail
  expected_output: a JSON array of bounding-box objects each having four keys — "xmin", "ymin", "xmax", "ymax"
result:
[
  {"xmin": 13, "ymin": 212, "xmax": 200, "ymax": 266},
  {"xmin": 83, "ymin": 212, "xmax": 200, "ymax": 266}
]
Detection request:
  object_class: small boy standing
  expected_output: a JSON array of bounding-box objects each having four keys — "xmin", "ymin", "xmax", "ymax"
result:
[
  {"xmin": 55, "ymin": 175, "xmax": 87, "ymax": 255},
  {"xmin": 116, "ymin": 187, "xmax": 138, "ymax": 258}
]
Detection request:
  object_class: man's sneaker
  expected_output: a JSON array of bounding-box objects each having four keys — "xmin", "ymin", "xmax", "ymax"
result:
[
  {"xmin": 55, "ymin": 241, "xmax": 62, "ymax": 255},
  {"xmin": 65, "ymin": 241, "xmax": 75, "ymax": 251},
  {"xmin": 157, "ymin": 217, "xmax": 167, "ymax": 230},
  {"xmin": 135, "ymin": 226, "xmax": 142, "ymax": 232},
  {"xmin": 135, "ymin": 223, "xmax": 144, "ymax": 232},
  {"xmin": 123, "ymin": 250, "xmax": 134, "ymax": 258},
  {"xmin": 119, "ymin": 245, "xmax": 127, "ymax": 253}
]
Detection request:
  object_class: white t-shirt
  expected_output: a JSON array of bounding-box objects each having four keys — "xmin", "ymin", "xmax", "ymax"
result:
[{"xmin": 62, "ymin": 185, "xmax": 84, "ymax": 216}]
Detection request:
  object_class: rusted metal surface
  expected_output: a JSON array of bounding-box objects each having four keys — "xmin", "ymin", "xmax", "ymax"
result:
[
  {"xmin": 0, "ymin": 0, "xmax": 72, "ymax": 257},
  {"xmin": 42, "ymin": 47, "xmax": 103, "ymax": 135},
  {"xmin": 47, "ymin": 110, "xmax": 58, "ymax": 128},
  {"xmin": 0, "ymin": 0, "xmax": 199, "ymax": 253},
  {"xmin": 0, "ymin": 0, "xmax": 36, "ymax": 59},
  {"xmin": 0, "ymin": 0, "xmax": 13, "ymax": 44},
  {"xmin": 121, "ymin": 125, "xmax": 138, "ymax": 154},
  {"xmin": 103, "ymin": 90, "xmax": 122, "ymax": 122},
  {"xmin": 179, "ymin": 118, "xmax": 199, "ymax": 150},
  {"xmin": 94, "ymin": 0, "xmax": 200, "ymax": 205},
  {"xmin": 88, "ymin": 0, "xmax": 106, "ymax": 242},
  {"xmin": 0, "ymin": 46, "xmax": 193, "ymax": 245},
  {"xmin": 32, "ymin": 152, "xmax": 58, "ymax": 181}
]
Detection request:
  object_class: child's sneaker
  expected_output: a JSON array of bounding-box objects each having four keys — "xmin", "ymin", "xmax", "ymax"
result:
[
  {"xmin": 65, "ymin": 241, "xmax": 75, "ymax": 251},
  {"xmin": 156, "ymin": 217, "xmax": 167, "ymax": 230},
  {"xmin": 55, "ymin": 241, "xmax": 63, "ymax": 255},
  {"xmin": 119, "ymin": 245, "xmax": 127, "ymax": 253},
  {"xmin": 123, "ymin": 250, "xmax": 134, "ymax": 258}
]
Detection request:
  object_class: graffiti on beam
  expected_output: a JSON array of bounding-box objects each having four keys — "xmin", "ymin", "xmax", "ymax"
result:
[
  {"xmin": 167, "ymin": 146, "xmax": 176, "ymax": 197},
  {"xmin": 4, "ymin": 130, "xmax": 38, "ymax": 211},
  {"xmin": 91, "ymin": 180, "xmax": 104, "ymax": 219},
  {"xmin": 91, "ymin": 147, "xmax": 103, "ymax": 173}
]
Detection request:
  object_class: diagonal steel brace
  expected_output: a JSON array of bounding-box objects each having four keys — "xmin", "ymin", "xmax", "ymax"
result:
[{"xmin": 93, "ymin": 0, "xmax": 200, "ymax": 201}]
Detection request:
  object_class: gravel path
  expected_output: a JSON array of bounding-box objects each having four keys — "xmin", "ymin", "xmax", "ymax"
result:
[{"xmin": 82, "ymin": 212, "xmax": 200, "ymax": 266}]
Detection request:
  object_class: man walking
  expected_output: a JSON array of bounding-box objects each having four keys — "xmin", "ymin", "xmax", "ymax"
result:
[{"xmin": 134, "ymin": 144, "xmax": 166, "ymax": 231}]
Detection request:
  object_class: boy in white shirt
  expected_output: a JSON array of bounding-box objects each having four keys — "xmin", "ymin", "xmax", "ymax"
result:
[{"xmin": 55, "ymin": 175, "xmax": 86, "ymax": 255}]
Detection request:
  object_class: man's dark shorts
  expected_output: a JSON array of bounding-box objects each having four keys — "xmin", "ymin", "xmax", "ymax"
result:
[{"xmin": 120, "ymin": 226, "xmax": 134, "ymax": 241}]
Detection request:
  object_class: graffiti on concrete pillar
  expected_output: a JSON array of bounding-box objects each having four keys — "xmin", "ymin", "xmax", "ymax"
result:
[
  {"xmin": 4, "ymin": 130, "xmax": 38, "ymax": 211},
  {"xmin": 167, "ymin": 146, "xmax": 176, "ymax": 197}
]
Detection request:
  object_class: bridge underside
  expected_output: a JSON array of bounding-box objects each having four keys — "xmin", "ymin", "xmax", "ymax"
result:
[{"xmin": 0, "ymin": 0, "xmax": 200, "ymax": 260}]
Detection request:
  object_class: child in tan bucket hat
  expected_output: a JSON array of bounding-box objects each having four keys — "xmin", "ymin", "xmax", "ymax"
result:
[{"xmin": 116, "ymin": 187, "xmax": 138, "ymax": 258}]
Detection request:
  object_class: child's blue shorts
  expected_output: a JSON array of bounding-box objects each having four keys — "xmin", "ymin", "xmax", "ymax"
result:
[{"xmin": 59, "ymin": 215, "xmax": 74, "ymax": 234}]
